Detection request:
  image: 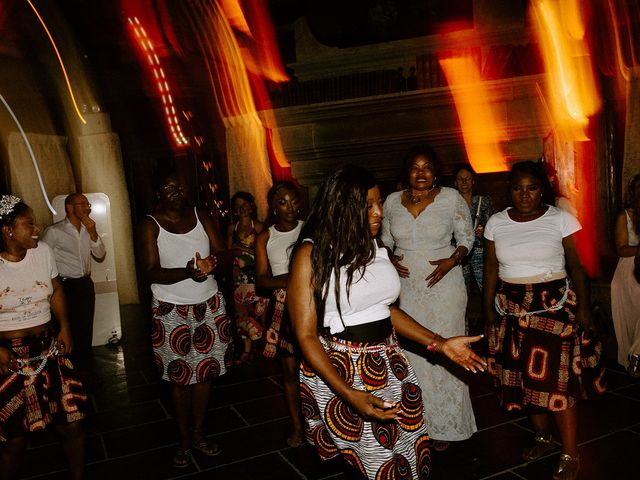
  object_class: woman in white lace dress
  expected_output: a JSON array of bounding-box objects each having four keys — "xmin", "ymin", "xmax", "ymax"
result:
[{"xmin": 381, "ymin": 145, "xmax": 477, "ymax": 449}]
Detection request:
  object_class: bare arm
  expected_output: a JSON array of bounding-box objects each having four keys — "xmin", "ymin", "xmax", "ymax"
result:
[
  {"xmin": 50, "ymin": 276, "xmax": 73, "ymax": 355},
  {"xmin": 390, "ymin": 306, "xmax": 486, "ymax": 372},
  {"xmin": 563, "ymin": 234, "xmax": 592, "ymax": 328},
  {"xmin": 615, "ymin": 210, "xmax": 639, "ymax": 258},
  {"xmin": 288, "ymin": 244, "xmax": 400, "ymax": 421},
  {"xmin": 482, "ymin": 239, "xmax": 499, "ymax": 325},
  {"xmin": 137, "ymin": 218, "xmax": 196, "ymax": 285},
  {"xmin": 255, "ymin": 229, "xmax": 288, "ymax": 289}
]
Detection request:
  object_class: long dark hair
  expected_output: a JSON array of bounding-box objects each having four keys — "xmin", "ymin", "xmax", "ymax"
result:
[
  {"xmin": 625, "ymin": 174, "xmax": 640, "ymax": 236},
  {"xmin": 295, "ymin": 165, "xmax": 378, "ymax": 322},
  {"xmin": 0, "ymin": 197, "xmax": 30, "ymax": 251},
  {"xmin": 508, "ymin": 161, "xmax": 555, "ymax": 206}
]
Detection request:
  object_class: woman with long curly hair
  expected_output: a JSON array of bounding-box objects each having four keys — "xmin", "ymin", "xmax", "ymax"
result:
[
  {"xmin": 611, "ymin": 173, "xmax": 640, "ymax": 377},
  {"xmin": 288, "ymin": 165, "xmax": 485, "ymax": 479}
]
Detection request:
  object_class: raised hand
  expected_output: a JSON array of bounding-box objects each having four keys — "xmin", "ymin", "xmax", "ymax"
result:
[
  {"xmin": 440, "ymin": 335, "xmax": 487, "ymax": 373},
  {"xmin": 194, "ymin": 251, "xmax": 216, "ymax": 275}
]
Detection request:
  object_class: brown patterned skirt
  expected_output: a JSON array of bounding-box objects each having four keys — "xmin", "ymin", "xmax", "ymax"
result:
[
  {"xmin": 300, "ymin": 332, "xmax": 431, "ymax": 479},
  {"xmin": 0, "ymin": 331, "xmax": 87, "ymax": 441},
  {"xmin": 487, "ymin": 278, "xmax": 606, "ymax": 412}
]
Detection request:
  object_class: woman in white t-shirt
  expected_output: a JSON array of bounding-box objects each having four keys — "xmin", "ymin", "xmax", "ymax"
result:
[
  {"xmin": 289, "ymin": 165, "xmax": 486, "ymax": 479},
  {"xmin": 483, "ymin": 161, "xmax": 605, "ymax": 480},
  {"xmin": 0, "ymin": 196, "xmax": 86, "ymax": 480}
]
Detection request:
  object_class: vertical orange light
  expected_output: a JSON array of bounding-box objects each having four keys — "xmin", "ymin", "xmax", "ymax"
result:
[
  {"xmin": 439, "ymin": 54, "xmax": 509, "ymax": 173},
  {"xmin": 127, "ymin": 17, "xmax": 189, "ymax": 148}
]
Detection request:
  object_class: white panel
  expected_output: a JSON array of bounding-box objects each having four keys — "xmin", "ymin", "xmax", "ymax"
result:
[{"xmin": 51, "ymin": 193, "xmax": 122, "ymax": 346}]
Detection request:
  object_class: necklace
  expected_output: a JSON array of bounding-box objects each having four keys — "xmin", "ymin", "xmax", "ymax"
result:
[{"xmin": 407, "ymin": 185, "xmax": 436, "ymax": 204}]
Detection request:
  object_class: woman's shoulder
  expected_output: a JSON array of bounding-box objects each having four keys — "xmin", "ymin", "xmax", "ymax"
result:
[{"xmin": 384, "ymin": 190, "xmax": 403, "ymax": 205}]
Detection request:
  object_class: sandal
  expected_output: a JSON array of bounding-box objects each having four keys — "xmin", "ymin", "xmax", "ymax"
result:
[
  {"xmin": 286, "ymin": 435, "xmax": 306, "ymax": 448},
  {"xmin": 172, "ymin": 449, "xmax": 192, "ymax": 468},
  {"xmin": 522, "ymin": 434, "xmax": 555, "ymax": 461},
  {"xmin": 552, "ymin": 453, "xmax": 580, "ymax": 480},
  {"xmin": 192, "ymin": 438, "xmax": 222, "ymax": 457}
]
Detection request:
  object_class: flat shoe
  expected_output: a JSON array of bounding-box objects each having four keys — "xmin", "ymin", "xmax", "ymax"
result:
[
  {"xmin": 192, "ymin": 438, "xmax": 221, "ymax": 456},
  {"xmin": 628, "ymin": 354, "xmax": 640, "ymax": 379},
  {"xmin": 172, "ymin": 449, "xmax": 192, "ymax": 468},
  {"xmin": 522, "ymin": 434, "xmax": 555, "ymax": 461},
  {"xmin": 552, "ymin": 453, "xmax": 580, "ymax": 480}
]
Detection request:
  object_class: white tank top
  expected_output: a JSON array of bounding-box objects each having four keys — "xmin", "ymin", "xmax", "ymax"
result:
[
  {"xmin": 149, "ymin": 207, "xmax": 218, "ymax": 304},
  {"xmin": 266, "ymin": 220, "xmax": 303, "ymax": 276}
]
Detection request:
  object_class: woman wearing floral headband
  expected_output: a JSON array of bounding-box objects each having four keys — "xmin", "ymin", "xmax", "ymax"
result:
[{"xmin": 0, "ymin": 195, "xmax": 86, "ymax": 480}]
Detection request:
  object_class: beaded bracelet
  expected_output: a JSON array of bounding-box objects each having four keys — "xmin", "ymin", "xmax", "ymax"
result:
[{"xmin": 426, "ymin": 334, "xmax": 444, "ymax": 352}]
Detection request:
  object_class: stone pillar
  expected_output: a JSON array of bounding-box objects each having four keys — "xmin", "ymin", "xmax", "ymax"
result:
[{"xmin": 71, "ymin": 112, "xmax": 138, "ymax": 304}]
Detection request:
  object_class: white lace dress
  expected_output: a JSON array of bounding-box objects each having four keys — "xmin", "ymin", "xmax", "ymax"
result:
[{"xmin": 381, "ymin": 187, "xmax": 478, "ymax": 441}]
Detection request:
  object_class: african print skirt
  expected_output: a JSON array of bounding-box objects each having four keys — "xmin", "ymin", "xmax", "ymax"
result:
[
  {"xmin": 261, "ymin": 289, "xmax": 296, "ymax": 358},
  {"xmin": 151, "ymin": 291, "xmax": 233, "ymax": 385},
  {"xmin": 233, "ymin": 283, "xmax": 269, "ymax": 342},
  {"xmin": 300, "ymin": 334, "xmax": 431, "ymax": 480},
  {"xmin": 0, "ymin": 331, "xmax": 87, "ymax": 442},
  {"xmin": 487, "ymin": 278, "xmax": 606, "ymax": 412}
]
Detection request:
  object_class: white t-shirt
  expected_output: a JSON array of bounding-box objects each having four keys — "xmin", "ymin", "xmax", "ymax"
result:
[
  {"xmin": 323, "ymin": 245, "xmax": 401, "ymax": 334},
  {"xmin": 484, "ymin": 205, "xmax": 581, "ymax": 279},
  {"xmin": 0, "ymin": 243, "xmax": 58, "ymax": 331}
]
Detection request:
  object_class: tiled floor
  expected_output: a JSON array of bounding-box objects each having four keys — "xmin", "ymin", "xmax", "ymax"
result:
[{"xmin": 16, "ymin": 303, "xmax": 640, "ymax": 480}]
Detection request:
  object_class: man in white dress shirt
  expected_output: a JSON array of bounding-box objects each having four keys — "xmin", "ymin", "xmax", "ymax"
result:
[{"xmin": 42, "ymin": 193, "xmax": 106, "ymax": 360}]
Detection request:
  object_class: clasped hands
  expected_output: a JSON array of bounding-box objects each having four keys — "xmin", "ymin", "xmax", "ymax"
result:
[{"xmin": 186, "ymin": 252, "xmax": 217, "ymax": 282}]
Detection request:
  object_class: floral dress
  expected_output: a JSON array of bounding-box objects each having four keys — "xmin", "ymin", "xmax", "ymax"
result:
[{"xmin": 231, "ymin": 221, "xmax": 269, "ymax": 342}]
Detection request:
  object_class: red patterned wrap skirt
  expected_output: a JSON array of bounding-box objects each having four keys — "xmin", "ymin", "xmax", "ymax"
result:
[
  {"xmin": 300, "ymin": 334, "xmax": 431, "ymax": 480},
  {"xmin": 487, "ymin": 278, "xmax": 606, "ymax": 412},
  {"xmin": 0, "ymin": 331, "xmax": 87, "ymax": 442},
  {"xmin": 151, "ymin": 291, "xmax": 233, "ymax": 385}
]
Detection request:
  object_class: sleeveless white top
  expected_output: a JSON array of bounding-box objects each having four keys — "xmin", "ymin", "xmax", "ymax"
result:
[
  {"xmin": 323, "ymin": 245, "xmax": 401, "ymax": 334},
  {"xmin": 266, "ymin": 220, "xmax": 303, "ymax": 276},
  {"xmin": 149, "ymin": 208, "xmax": 217, "ymax": 304}
]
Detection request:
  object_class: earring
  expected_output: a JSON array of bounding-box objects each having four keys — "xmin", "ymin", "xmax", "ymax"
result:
[{"xmin": 8, "ymin": 233, "xmax": 12, "ymax": 237}]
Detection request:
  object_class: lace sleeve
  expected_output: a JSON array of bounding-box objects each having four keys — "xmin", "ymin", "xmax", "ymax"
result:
[
  {"xmin": 380, "ymin": 196, "xmax": 395, "ymax": 249},
  {"xmin": 452, "ymin": 190, "xmax": 474, "ymax": 251}
]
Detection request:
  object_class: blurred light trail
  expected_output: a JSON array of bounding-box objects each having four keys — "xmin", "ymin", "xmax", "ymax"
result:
[
  {"xmin": 531, "ymin": 0, "xmax": 600, "ymax": 140},
  {"xmin": 531, "ymin": 0, "xmax": 602, "ymax": 276},
  {"xmin": 220, "ymin": 0, "xmax": 251, "ymax": 35},
  {"xmin": 0, "ymin": 92, "xmax": 56, "ymax": 215},
  {"xmin": 26, "ymin": 0, "xmax": 87, "ymax": 125},
  {"xmin": 182, "ymin": 0, "xmax": 289, "ymax": 172},
  {"xmin": 439, "ymin": 54, "xmax": 509, "ymax": 174},
  {"xmin": 127, "ymin": 16, "xmax": 189, "ymax": 148}
]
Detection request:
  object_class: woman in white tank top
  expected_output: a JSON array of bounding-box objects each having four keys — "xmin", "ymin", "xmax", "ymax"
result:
[
  {"xmin": 255, "ymin": 181, "xmax": 305, "ymax": 447},
  {"xmin": 138, "ymin": 172, "xmax": 230, "ymax": 467}
]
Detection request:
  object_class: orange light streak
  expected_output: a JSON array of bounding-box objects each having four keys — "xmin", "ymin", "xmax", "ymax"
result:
[
  {"xmin": 438, "ymin": 55, "xmax": 509, "ymax": 173},
  {"xmin": 127, "ymin": 16, "xmax": 188, "ymax": 148},
  {"xmin": 531, "ymin": 0, "xmax": 600, "ymax": 140},
  {"xmin": 26, "ymin": 0, "xmax": 87, "ymax": 124}
]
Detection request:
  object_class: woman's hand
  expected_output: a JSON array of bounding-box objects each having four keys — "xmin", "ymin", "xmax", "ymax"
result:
[
  {"xmin": 186, "ymin": 253, "xmax": 213, "ymax": 283},
  {"xmin": 345, "ymin": 388, "xmax": 401, "ymax": 422},
  {"xmin": 440, "ymin": 335, "xmax": 487, "ymax": 373},
  {"xmin": 56, "ymin": 328, "xmax": 74, "ymax": 355},
  {"xmin": 391, "ymin": 254, "xmax": 410, "ymax": 278},
  {"xmin": 426, "ymin": 257, "xmax": 457, "ymax": 287},
  {"xmin": 0, "ymin": 346, "xmax": 18, "ymax": 375},
  {"xmin": 475, "ymin": 224, "xmax": 484, "ymax": 237}
]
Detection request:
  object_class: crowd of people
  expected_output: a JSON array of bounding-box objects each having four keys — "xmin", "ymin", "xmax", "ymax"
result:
[{"xmin": 0, "ymin": 146, "xmax": 635, "ymax": 480}]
